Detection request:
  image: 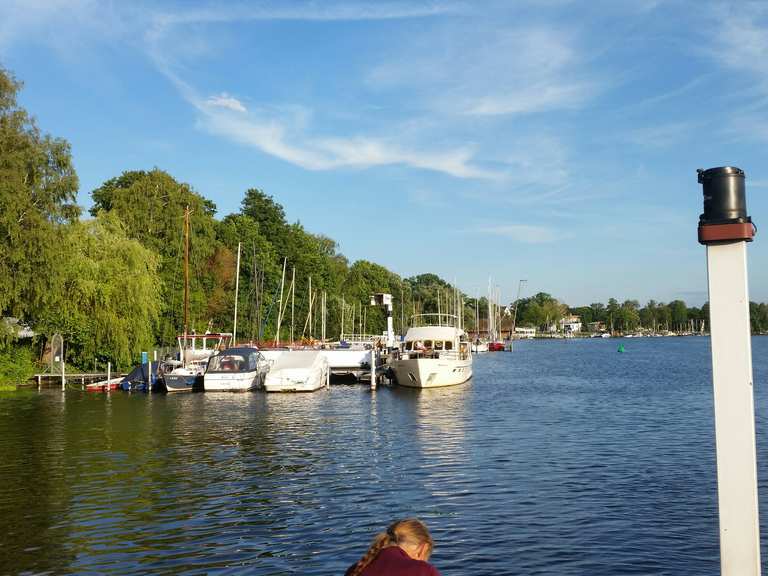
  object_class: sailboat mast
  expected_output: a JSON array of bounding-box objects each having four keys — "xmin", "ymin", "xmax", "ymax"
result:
[
  {"xmin": 233, "ymin": 241, "xmax": 241, "ymax": 344},
  {"xmin": 290, "ymin": 267, "xmax": 296, "ymax": 344},
  {"xmin": 183, "ymin": 206, "xmax": 190, "ymax": 358}
]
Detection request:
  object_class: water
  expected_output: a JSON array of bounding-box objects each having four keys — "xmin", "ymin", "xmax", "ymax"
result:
[{"xmin": 2, "ymin": 337, "xmax": 768, "ymax": 575}]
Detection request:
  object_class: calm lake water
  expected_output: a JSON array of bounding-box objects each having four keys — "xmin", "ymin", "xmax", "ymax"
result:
[{"xmin": 2, "ymin": 336, "xmax": 768, "ymax": 575}]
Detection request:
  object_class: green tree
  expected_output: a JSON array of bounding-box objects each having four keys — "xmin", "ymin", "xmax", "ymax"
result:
[
  {"xmin": 91, "ymin": 169, "xmax": 219, "ymax": 343},
  {"xmin": 36, "ymin": 213, "xmax": 161, "ymax": 369},
  {"xmin": 0, "ymin": 67, "xmax": 79, "ymax": 340},
  {"xmin": 669, "ymin": 300, "xmax": 688, "ymax": 330}
]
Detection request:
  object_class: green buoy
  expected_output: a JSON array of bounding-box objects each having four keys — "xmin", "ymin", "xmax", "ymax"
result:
[{"xmin": 617, "ymin": 344, "xmax": 625, "ymax": 353}]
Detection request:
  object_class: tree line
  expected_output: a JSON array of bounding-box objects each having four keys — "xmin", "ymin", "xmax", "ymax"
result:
[{"xmin": 511, "ymin": 293, "xmax": 768, "ymax": 335}]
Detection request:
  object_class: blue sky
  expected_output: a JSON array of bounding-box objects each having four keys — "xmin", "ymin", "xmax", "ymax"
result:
[{"xmin": 2, "ymin": 0, "xmax": 768, "ymax": 307}]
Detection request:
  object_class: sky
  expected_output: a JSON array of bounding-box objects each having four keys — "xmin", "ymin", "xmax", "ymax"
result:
[{"xmin": 2, "ymin": 0, "xmax": 768, "ymax": 307}]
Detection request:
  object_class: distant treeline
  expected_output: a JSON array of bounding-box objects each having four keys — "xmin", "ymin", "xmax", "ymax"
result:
[{"xmin": 508, "ymin": 293, "xmax": 768, "ymax": 335}]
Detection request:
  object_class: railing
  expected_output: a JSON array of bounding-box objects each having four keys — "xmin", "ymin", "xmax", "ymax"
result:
[{"xmin": 409, "ymin": 313, "xmax": 459, "ymax": 328}]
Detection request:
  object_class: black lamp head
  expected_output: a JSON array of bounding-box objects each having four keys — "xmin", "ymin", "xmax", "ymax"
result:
[{"xmin": 698, "ymin": 166, "xmax": 749, "ymax": 226}]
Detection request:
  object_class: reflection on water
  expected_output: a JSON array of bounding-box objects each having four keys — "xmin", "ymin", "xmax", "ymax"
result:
[{"xmin": 2, "ymin": 338, "xmax": 768, "ymax": 574}]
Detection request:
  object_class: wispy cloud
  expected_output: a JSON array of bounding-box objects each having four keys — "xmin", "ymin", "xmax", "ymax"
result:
[
  {"xmin": 144, "ymin": 2, "xmax": 501, "ymax": 179},
  {"xmin": 707, "ymin": 4, "xmax": 768, "ymax": 83},
  {"xmin": 475, "ymin": 224, "xmax": 560, "ymax": 244},
  {"xmin": 625, "ymin": 121, "xmax": 696, "ymax": 148},
  {"xmin": 367, "ymin": 25, "xmax": 601, "ymax": 117},
  {"xmin": 206, "ymin": 93, "xmax": 247, "ymax": 113},
  {"xmin": 188, "ymin": 84, "xmax": 500, "ymax": 178}
]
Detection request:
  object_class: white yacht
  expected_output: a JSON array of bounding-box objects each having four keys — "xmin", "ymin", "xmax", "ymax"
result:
[
  {"xmin": 203, "ymin": 347, "xmax": 269, "ymax": 392},
  {"xmin": 392, "ymin": 314, "xmax": 472, "ymax": 388}
]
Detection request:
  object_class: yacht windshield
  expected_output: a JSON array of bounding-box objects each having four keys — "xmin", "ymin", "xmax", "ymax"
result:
[{"xmin": 207, "ymin": 350, "xmax": 260, "ymax": 373}]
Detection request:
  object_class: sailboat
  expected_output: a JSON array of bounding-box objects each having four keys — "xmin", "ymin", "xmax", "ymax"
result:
[{"xmin": 162, "ymin": 207, "xmax": 232, "ymax": 392}]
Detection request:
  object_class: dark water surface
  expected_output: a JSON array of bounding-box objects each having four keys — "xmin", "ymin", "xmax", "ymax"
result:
[{"xmin": 3, "ymin": 337, "xmax": 768, "ymax": 575}]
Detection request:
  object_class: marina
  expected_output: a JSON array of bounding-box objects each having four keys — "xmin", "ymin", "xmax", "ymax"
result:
[{"xmin": 3, "ymin": 337, "xmax": 768, "ymax": 575}]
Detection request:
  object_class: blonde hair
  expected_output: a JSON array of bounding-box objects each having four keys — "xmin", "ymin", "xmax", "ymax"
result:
[{"xmin": 348, "ymin": 518, "xmax": 434, "ymax": 576}]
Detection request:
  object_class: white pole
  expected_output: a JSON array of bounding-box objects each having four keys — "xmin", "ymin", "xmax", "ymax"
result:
[
  {"xmin": 148, "ymin": 358, "xmax": 152, "ymax": 394},
  {"xmin": 697, "ymin": 166, "xmax": 760, "ymax": 576},
  {"xmin": 370, "ymin": 348, "xmax": 376, "ymax": 390},
  {"xmin": 707, "ymin": 241, "xmax": 760, "ymax": 575},
  {"xmin": 274, "ymin": 258, "xmax": 287, "ymax": 346},
  {"xmin": 107, "ymin": 362, "xmax": 111, "ymax": 392},
  {"xmin": 233, "ymin": 242, "xmax": 241, "ymax": 344}
]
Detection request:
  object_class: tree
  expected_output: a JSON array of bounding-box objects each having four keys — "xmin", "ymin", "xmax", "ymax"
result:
[
  {"xmin": 0, "ymin": 67, "xmax": 79, "ymax": 340},
  {"xmin": 36, "ymin": 213, "xmax": 161, "ymax": 369},
  {"xmin": 90, "ymin": 169, "xmax": 219, "ymax": 343},
  {"xmin": 669, "ymin": 300, "xmax": 688, "ymax": 330},
  {"xmin": 241, "ymin": 188, "xmax": 288, "ymax": 243}
]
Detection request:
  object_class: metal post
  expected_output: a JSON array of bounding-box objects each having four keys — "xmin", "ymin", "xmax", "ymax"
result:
[
  {"xmin": 148, "ymin": 359, "xmax": 152, "ymax": 393},
  {"xmin": 370, "ymin": 349, "xmax": 377, "ymax": 390},
  {"xmin": 61, "ymin": 354, "xmax": 65, "ymax": 391},
  {"xmin": 107, "ymin": 362, "xmax": 111, "ymax": 393},
  {"xmin": 698, "ymin": 166, "xmax": 760, "ymax": 576}
]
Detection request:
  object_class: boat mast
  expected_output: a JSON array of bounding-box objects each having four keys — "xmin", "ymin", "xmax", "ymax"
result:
[
  {"xmin": 233, "ymin": 241, "xmax": 241, "ymax": 345},
  {"xmin": 274, "ymin": 257, "xmax": 287, "ymax": 346},
  {"xmin": 183, "ymin": 206, "xmax": 190, "ymax": 363},
  {"xmin": 290, "ymin": 267, "xmax": 295, "ymax": 344}
]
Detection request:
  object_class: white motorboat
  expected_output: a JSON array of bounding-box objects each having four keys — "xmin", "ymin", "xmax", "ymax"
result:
[
  {"xmin": 263, "ymin": 350, "xmax": 330, "ymax": 392},
  {"xmin": 472, "ymin": 340, "xmax": 489, "ymax": 354},
  {"xmin": 203, "ymin": 347, "xmax": 269, "ymax": 392},
  {"xmin": 391, "ymin": 314, "xmax": 472, "ymax": 388}
]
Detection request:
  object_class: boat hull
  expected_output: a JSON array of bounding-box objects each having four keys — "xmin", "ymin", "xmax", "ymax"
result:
[
  {"xmin": 204, "ymin": 371, "xmax": 262, "ymax": 392},
  {"xmin": 392, "ymin": 356, "xmax": 472, "ymax": 388},
  {"xmin": 164, "ymin": 373, "xmax": 202, "ymax": 393}
]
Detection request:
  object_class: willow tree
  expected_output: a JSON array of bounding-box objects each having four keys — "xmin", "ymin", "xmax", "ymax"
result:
[
  {"xmin": 36, "ymin": 213, "xmax": 161, "ymax": 369},
  {"xmin": 0, "ymin": 67, "xmax": 79, "ymax": 339},
  {"xmin": 91, "ymin": 169, "xmax": 218, "ymax": 343}
]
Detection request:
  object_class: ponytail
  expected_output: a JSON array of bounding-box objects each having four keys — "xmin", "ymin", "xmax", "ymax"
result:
[{"xmin": 347, "ymin": 532, "xmax": 394, "ymax": 576}]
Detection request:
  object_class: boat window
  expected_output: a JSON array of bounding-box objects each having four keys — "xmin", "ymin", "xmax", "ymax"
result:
[
  {"xmin": 434, "ymin": 341, "xmax": 444, "ymax": 350},
  {"xmin": 405, "ymin": 341, "xmax": 413, "ymax": 351},
  {"xmin": 208, "ymin": 352, "xmax": 250, "ymax": 373},
  {"xmin": 424, "ymin": 340, "xmax": 433, "ymax": 348},
  {"xmin": 445, "ymin": 341, "xmax": 453, "ymax": 350}
]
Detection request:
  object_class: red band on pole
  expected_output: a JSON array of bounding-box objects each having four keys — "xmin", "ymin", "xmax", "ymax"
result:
[{"xmin": 698, "ymin": 222, "xmax": 755, "ymax": 245}]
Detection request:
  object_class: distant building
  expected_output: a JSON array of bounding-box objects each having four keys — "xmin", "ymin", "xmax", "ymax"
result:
[
  {"xmin": 587, "ymin": 321, "xmax": 606, "ymax": 332},
  {"xmin": 560, "ymin": 315, "xmax": 582, "ymax": 333},
  {"xmin": 515, "ymin": 326, "xmax": 536, "ymax": 338}
]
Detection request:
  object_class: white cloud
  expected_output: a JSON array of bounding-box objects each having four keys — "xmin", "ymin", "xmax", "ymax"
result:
[
  {"xmin": 206, "ymin": 93, "xmax": 247, "ymax": 113},
  {"xmin": 477, "ymin": 224, "xmax": 559, "ymax": 244},
  {"xmin": 191, "ymin": 91, "xmax": 499, "ymax": 178},
  {"xmin": 367, "ymin": 25, "xmax": 600, "ymax": 117}
]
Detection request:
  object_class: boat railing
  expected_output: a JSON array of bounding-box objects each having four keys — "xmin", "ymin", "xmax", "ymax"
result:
[
  {"xmin": 409, "ymin": 313, "xmax": 459, "ymax": 328},
  {"xmin": 399, "ymin": 348, "xmax": 471, "ymax": 361}
]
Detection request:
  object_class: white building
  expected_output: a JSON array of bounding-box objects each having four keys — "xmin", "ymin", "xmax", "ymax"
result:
[{"xmin": 559, "ymin": 315, "xmax": 582, "ymax": 333}]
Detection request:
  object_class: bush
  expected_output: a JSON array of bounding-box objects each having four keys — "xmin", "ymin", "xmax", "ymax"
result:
[{"xmin": 0, "ymin": 346, "xmax": 36, "ymax": 389}]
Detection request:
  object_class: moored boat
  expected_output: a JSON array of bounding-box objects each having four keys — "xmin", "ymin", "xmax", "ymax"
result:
[
  {"xmin": 391, "ymin": 314, "xmax": 472, "ymax": 388},
  {"xmin": 203, "ymin": 347, "xmax": 268, "ymax": 392},
  {"xmin": 164, "ymin": 333, "xmax": 232, "ymax": 392},
  {"xmin": 263, "ymin": 350, "xmax": 330, "ymax": 392}
]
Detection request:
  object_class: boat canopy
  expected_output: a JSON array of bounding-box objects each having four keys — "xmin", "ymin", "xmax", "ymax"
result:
[{"xmin": 207, "ymin": 348, "xmax": 263, "ymax": 373}]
